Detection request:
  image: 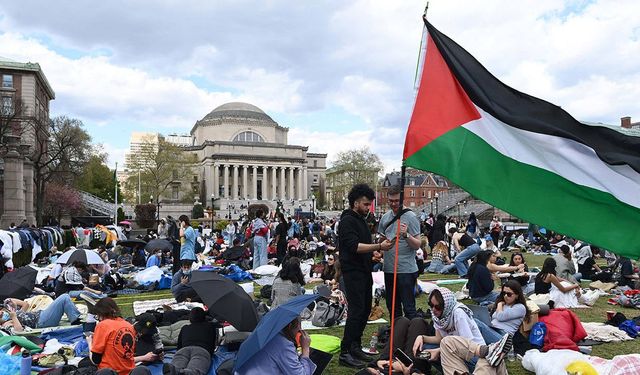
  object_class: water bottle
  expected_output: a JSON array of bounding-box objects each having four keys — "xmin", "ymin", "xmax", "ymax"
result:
[
  {"xmin": 369, "ymin": 333, "xmax": 378, "ymax": 353},
  {"xmin": 506, "ymin": 347, "xmax": 516, "ymax": 362},
  {"xmin": 20, "ymin": 350, "xmax": 31, "ymax": 375}
]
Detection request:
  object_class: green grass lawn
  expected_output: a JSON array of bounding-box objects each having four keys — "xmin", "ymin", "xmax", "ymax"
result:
[{"xmin": 113, "ymin": 252, "xmax": 639, "ymax": 374}]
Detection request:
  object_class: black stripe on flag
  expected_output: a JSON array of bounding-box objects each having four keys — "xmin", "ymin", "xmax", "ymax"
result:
[{"xmin": 424, "ymin": 20, "xmax": 640, "ymax": 174}]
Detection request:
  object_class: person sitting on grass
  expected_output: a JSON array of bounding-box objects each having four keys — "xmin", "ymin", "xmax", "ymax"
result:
[
  {"xmin": 427, "ymin": 241, "xmax": 451, "ymax": 274},
  {"xmin": 507, "ymin": 252, "xmax": 532, "ymax": 295},
  {"xmin": 534, "ymin": 257, "xmax": 581, "ymax": 302},
  {"xmin": 234, "ymin": 316, "xmax": 315, "ymax": 375},
  {"xmin": 171, "ymin": 260, "xmax": 201, "ymax": 303},
  {"xmin": 86, "ymin": 297, "xmax": 153, "ymax": 375},
  {"xmin": 0, "ymin": 294, "xmax": 82, "ymax": 333},
  {"xmin": 163, "ymin": 307, "xmax": 217, "ymax": 375},
  {"xmin": 270, "ymin": 257, "xmax": 305, "ymax": 309},
  {"xmin": 473, "ymin": 280, "xmax": 529, "ymax": 344},
  {"xmin": 468, "ymin": 251, "xmax": 500, "ymax": 306},
  {"xmin": 439, "ymin": 332, "xmax": 513, "ymax": 375},
  {"xmin": 411, "ymin": 288, "xmax": 484, "ymax": 371}
]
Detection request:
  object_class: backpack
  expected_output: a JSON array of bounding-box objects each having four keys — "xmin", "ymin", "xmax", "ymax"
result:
[
  {"xmin": 260, "ymin": 285, "xmax": 272, "ymax": 300},
  {"xmin": 311, "ymin": 298, "xmax": 345, "ymax": 327}
]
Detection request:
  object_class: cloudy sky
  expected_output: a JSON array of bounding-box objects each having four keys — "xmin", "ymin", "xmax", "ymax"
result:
[{"xmin": 0, "ymin": 0, "xmax": 638, "ymax": 172}]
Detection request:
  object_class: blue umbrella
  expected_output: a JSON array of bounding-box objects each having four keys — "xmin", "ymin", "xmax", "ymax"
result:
[{"xmin": 234, "ymin": 294, "xmax": 321, "ymax": 370}]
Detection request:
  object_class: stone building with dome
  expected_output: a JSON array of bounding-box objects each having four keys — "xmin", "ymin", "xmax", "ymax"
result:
[{"xmin": 178, "ymin": 102, "xmax": 326, "ymax": 218}]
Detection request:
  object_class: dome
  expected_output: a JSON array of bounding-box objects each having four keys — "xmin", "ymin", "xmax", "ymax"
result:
[{"xmin": 202, "ymin": 102, "xmax": 276, "ymax": 123}]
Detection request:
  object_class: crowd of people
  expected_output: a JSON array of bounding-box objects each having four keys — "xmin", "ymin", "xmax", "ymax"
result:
[{"xmin": 1, "ymin": 180, "xmax": 639, "ymax": 375}]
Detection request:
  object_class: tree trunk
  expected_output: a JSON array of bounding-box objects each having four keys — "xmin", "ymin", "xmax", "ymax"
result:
[{"xmin": 34, "ymin": 172, "xmax": 44, "ymax": 227}]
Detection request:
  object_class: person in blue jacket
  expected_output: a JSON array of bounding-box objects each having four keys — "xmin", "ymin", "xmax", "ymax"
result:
[{"xmin": 146, "ymin": 249, "xmax": 162, "ymax": 268}]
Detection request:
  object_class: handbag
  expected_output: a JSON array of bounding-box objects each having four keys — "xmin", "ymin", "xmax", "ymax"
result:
[{"xmin": 311, "ymin": 298, "xmax": 345, "ymax": 327}]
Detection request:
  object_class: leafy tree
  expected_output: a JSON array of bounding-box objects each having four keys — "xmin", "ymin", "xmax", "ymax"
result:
[
  {"xmin": 75, "ymin": 152, "xmax": 121, "ymax": 201},
  {"xmin": 326, "ymin": 147, "xmax": 383, "ymax": 209},
  {"xmin": 31, "ymin": 116, "xmax": 93, "ymax": 226},
  {"xmin": 125, "ymin": 136, "xmax": 198, "ymax": 204},
  {"xmin": 43, "ymin": 182, "xmax": 84, "ymax": 224}
]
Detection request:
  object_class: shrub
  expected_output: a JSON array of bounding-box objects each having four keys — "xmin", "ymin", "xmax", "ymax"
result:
[
  {"xmin": 192, "ymin": 203, "xmax": 204, "ymax": 219},
  {"xmin": 215, "ymin": 220, "xmax": 229, "ymax": 232},
  {"xmin": 134, "ymin": 204, "xmax": 156, "ymax": 228}
]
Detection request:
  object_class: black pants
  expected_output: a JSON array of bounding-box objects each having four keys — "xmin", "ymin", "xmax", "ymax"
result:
[
  {"xmin": 174, "ymin": 286, "xmax": 202, "ymax": 303},
  {"xmin": 384, "ymin": 273, "xmax": 418, "ymax": 320},
  {"xmin": 490, "ymin": 232, "xmax": 500, "ymax": 247},
  {"xmin": 341, "ymin": 270, "xmax": 372, "ymax": 353},
  {"xmin": 276, "ymin": 242, "xmax": 287, "ymax": 266}
]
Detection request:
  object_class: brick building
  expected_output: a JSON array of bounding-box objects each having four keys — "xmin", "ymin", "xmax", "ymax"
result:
[{"xmin": 378, "ymin": 169, "xmax": 449, "ymax": 213}]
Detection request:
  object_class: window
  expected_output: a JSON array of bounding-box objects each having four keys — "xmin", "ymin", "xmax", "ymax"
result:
[
  {"xmin": 410, "ymin": 190, "xmax": 415, "ymax": 197},
  {"xmin": 1, "ymin": 96, "xmax": 12, "ymax": 116},
  {"xmin": 172, "ymin": 186, "xmax": 179, "ymax": 199},
  {"xmin": 422, "ymin": 190, "xmax": 426, "ymax": 197},
  {"xmin": 233, "ymin": 131, "xmax": 264, "ymax": 143},
  {"xmin": 2, "ymin": 75, "xmax": 12, "ymax": 88},
  {"xmin": 313, "ymin": 160, "xmax": 317, "ymax": 168},
  {"xmin": 428, "ymin": 191, "xmax": 432, "ymax": 199},
  {"xmin": 313, "ymin": 174, "xmax": 318, "ymax": 183}
]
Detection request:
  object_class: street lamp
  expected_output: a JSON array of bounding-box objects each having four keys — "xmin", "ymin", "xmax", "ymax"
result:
[
  {"xmin": 310, "ymin": 193, "xmax": 316, "ymax": 218},
  {"xmin": 430, "ymin": 199, "xmax": 433, "ymax": 214},
  {"xmin": 434, "ymin": 192, "xmax": 439, "ymax": 214}
]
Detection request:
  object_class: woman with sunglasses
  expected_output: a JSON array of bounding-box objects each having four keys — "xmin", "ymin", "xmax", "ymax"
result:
[
  {"xmin": 412, "ymin": 288, "xmax": 484, "ymax": 368},
  {"xmin": 474, "ymin": 280, "xmax": 530, "ymax": 344}
]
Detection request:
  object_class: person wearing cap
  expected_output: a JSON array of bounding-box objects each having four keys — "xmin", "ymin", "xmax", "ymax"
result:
[
  {"xmin": 133, "ymin": 313, "xmax": 164, "ymax": 365},
  {"xmin": 482, "ymin": 235, "xmax": 501, "ymax": 257}
]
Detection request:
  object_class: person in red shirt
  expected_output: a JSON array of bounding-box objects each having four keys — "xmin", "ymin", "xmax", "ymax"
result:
[{"xmin": 87, "ymin": 298, "xmax": 152, "ymax": 375}]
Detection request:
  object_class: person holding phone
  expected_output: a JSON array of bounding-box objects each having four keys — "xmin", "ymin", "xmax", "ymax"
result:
[
  {"xmin": 411, "ymin": 288, "xmax": 484, "ymax": 370},
  {"xmin": 0, "ymin": 295, "xmax": 82, "ymax": 333},
  {"xmin": 338, "ymin": 184, "xmax": 393, "ymax": 368},
  {"xmin": 378, "ymin": 184, "xmax": 422, "ymax": 320},
  {"xmin": 179, "ymin": 215, "xmax": 197, "ymax": 263}
]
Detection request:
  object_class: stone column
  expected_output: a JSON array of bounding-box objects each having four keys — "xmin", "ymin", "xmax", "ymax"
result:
[
  {"xmin": 288, "ymin": 167, "xmax": 294, "ymax": 201},
  {"xmin": 271, "ymin": 166, "xmax": 277, "ymax": 200},
  {"xmin": 1, "ymin": 145, "xmax": 26, "ymax": 228},
  {"xmin": 232, "ymin": 165, "xmax": 239, "ymax": 200},
  {"xmin": 23, "ymin": 158, "xmax": 35, "ymax": 225},
  {"xmin": 223, "ymin": 164, "xmax": 229, "ymax": 198},
  {"xmin": 302, "ymin": 166, "xmax": 308, "ymax": 199},
  {"xmin": 279, "ymin": 166, "xmax": 285, "ymax": 200},
  {"xmin": 242, "ymin": 165, "xmax": 248, "ymax": 200},
  {"xmin": 296, "ymin": 167, "xmax": 302, "ymax": 200},
  {"xmin": 252, "ymin": 166, "xmax": 258, "ymax": 200},
  {"xmin": 212, "ymin": 164, "xmax": 219, "ymax": 198}
]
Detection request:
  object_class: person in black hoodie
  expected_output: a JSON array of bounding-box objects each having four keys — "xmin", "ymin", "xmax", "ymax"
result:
[
  {"xmin": 428, "ymin": 214, "xmax": 447, "ymax": 248},
  {"xmin": 338, "ymin": 184, "xmax": 393, "ymax": 368}
]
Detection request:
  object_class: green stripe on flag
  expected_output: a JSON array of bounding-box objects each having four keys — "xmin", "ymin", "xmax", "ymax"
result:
[{"xmin": 405, "ymin": 126, "xmax": 640, "ymax": 258}]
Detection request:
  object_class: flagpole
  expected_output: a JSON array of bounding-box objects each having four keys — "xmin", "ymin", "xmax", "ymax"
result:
[
  {"xmin": 388, "ymin": 5, "xmax": 429, "ymax": 375},
  {"xmin": 114, "ymin": 162, "xmax": 118, "ymax": 225}
]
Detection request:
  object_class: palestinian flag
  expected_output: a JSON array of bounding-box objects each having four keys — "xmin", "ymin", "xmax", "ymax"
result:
[{"xmin": 404, "ymin": 20, "xmax": 640, "ymax": 258}]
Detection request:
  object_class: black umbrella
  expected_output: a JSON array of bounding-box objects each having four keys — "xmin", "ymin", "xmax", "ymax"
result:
[
  {"xmin": 0, "ymin": 266, "xmax": 37, "ymax": 300},
  {"xmin": 190, "ymin": 271, "xmax": 259, "ymax": 332},
  {"xmin": 145, "ymin": 239, "xmax": 173, "ymax": 252},
  {"xmin": 117, "ymin": 239, "xmax": 147, "ymax": 248}
]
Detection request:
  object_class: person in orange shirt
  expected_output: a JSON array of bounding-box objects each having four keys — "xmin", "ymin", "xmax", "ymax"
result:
[{"xmin": 86, "ymin": 298, "xmax": 152, "ymax": 375}]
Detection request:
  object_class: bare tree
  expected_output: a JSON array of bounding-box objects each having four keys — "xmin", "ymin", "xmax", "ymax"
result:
[
  {"xmin": 0, "ymin": 97, "xmax": 26, "ymax": 145},
  {"xmin": 31, "ymin": 116, "xmax": 92, "ymax": 225}
]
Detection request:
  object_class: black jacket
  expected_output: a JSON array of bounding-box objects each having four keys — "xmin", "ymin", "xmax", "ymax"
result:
[{"xmin": 338, "ymin": 209, "xmax": 373, "ymax": 273}]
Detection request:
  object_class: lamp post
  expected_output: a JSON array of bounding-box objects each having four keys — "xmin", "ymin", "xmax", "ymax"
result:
[
  {"xmin": 434, "ymin": 192, "xmax": 439, "ymax": 214},
  {"xmin": 430, "ymin": 199, "xmax": 433, "ymax": 214},
  {"xmin": 310, "ymin": 193, "xmax": 316, "ymax": 218}
]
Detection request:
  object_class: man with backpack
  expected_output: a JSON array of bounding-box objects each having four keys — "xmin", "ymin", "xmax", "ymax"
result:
[{"xmin": 378, "ymin": 184, "xmax": 421, "ymax": 320}]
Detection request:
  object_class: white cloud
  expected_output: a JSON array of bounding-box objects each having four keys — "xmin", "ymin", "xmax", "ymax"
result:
[{"xmin": 0, "ymin": 0, "xmax": 639, "ymax": 176}]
